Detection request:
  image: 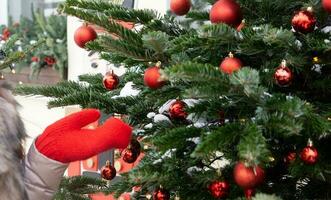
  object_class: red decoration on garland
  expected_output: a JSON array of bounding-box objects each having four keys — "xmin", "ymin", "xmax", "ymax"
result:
[
  {"xmin": 274, "ymin": 60, "xmax": 293, "ymax": 87},
  {"xmin": 144, "ymin": 62, "xmax": 166, "ymax": 89},
  {"xmin": 103, "ymin": 71, "xmax": 119, "ymax": 91},
  {"xmin": 220, "ymin": 52, "xmax": 242, "ymax": 74},
  {"xmin": 1, "ymin": 28, "xmax": 11, "ymax": 41},
  {"xmin": 233, "ymin": 162, "xmax": 265, "ymax": 189},
  {"xmin": 169, "ymin": 100, "xmax": 188, "ymax": 120},
  {"xmin": 210, "ymin": 0, "xmax": 243, "ymax": 27},
  {"xmin": 153, "ymin": 188, "xmax": 170, "ymax": 200},
  {"xmin": 122, "ymin": 148, "xmax": 139, "ymax": 164},
  {"xmin": 170, "ymin": 0, "xmax": 191, "ymax": 16},
  {"xmin": 31, "ymin": 57, "xmax": 39, "ymax": 62},
  {"xmin": 208, "ymin": 180, "xmax": 230, "ymax": 199},
  {"xmin": 300, "ymin": 139, "xmax": 318, "ymax": 165},
  {"xmin": 244, "ymin": 188, "xmax": 255, "ymax": 200},
  {"xmin": 74, "ymin": 24, "xmax": 97, "ymax": 48},
  {"xmin": 44, "ymin": 57, "xmax": 56, "ymax": 66},
  {"xmin": 291, "ymin": 7, "xmax": 316, "ymax": 34},
  {"xmin": 101, "ymin": 161, "xmax": 117, "ymax": 180},
  {"xmin": 323, "ymin": 0, "xmax": 331, "ymax": 13}
]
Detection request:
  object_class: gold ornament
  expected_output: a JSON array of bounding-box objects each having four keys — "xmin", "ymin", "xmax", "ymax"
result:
[{"xmin": 313, "ymin": 56, "xmax": 320, "ymax": 63}]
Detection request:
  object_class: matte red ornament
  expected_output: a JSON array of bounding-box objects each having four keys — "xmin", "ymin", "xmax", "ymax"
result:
[
  {"xmin": 103, "ymin": 71, "xmax": 119, "ymax": 90},
  {"xmin": 323, "ymin": 0, "xmax": 331, "ymax": 13},
  {"xmin": 220, "ymin": 52, "xmax": 242, "ymax": 74},
  {"xmin": 274, "ymin": 60, "xmax": 293, "ymax": 87},
  {"xmin": 210, "ymin": 0, "xmax": 243, "ymax": 27},
  {"xmin": 300, "ymin": 140, "xmax": 318, "ymax": 165},
  {"xmin": 144, "ymin": 64, "xmax": 165, "ymax": 89},
  {"xmin": 101, "ymin": 161, "xmax": 117, "ymax": 180},
  {"xmin": 153, "ymin": 188, "xmax": 170, "ymax": 200},
  {"xmin": 122, "ymin": 148, "xmax": 139, "ymax": 164},
  {"xmin": 244, "ymin": 188, "xmax": 255, "ymax": 200},
  {"xmin": 291, "ymin": 8, "xmax": 316, "ymax": 34},
  {"xmin": 233, "ymin": 162, "xmax": 265, "ymax": 189},
  {"xmin": 170, "ymin": 0, "xmax": 191, "ymax": 16},
  {"xmin": 169, "ymin": 100, "xmax": 188, "ymax": 120},
  {"xmin": 208, "ymin": 180, "xmax": 230, "ymax": 199},
  {"xmin": 74, "ymin": 25, "xmax": 97, "ymax": 48}
]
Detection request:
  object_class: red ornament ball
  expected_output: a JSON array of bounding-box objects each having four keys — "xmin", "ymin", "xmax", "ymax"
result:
[
  {"xmin": 169, "ymin": 100, "xmax": 188, "ymax": 120},
  {"xmin": 323, "ymin": 0, "xmax": 331, "ymax": 13},
  {"xmin": 153, "ymin": 188, "xmax": 170, "ymax": 200},
  {"xmin": 144, "ymin": 66, "xmax": 165, "ymax": 89},
  {"xmin": 244, "ymin": 188, "xmax": 255, "ymax": 200},
  {"xmin": 284, "ymin": 152, "xmax": 297, "ymax": 164},
  {"xmin": 233, "ymin": 162, "xmax": 265, "ymax": 189},
  {"xmin": 274, "ymin": 61, "xmax": 293, "ymax": 87},
  {"xmin": 103, "ymin": 71, "xmax": 119, "ymax": 90},
  {"xmin": 291, "ymin": 9, "xmax": 316, "ymax": 34},
  {"xmin": 210, "ymin": 0, "xmax": 243, "ymax": 27},
  {"xmin": 122, "ymin": 148, "xmax": 139, "ymax": 164},
  {"xmin": 208, "ymin": 180, "xmax": 230, "ymax": 199},
  {"xmin": 74, "ymin": 25, "xmax": 97, "ymax": 48},
  {"xmin": 300, "ymin": 145, "xmax": 318, "ymax": 165},
  {"xmin": 170, "ymin": 0, "xmax": 191, "ymax": 16},
  {"xmin": 220, "ymin": 53, "xmax": 242, "ymax": 74},
  {"xmin": 129, "ymin": 139, "xmax": 141, "ymax": 155},
  {"xmin": 101, "ymin": 161, "xmax": 117, "ymax": 180}
]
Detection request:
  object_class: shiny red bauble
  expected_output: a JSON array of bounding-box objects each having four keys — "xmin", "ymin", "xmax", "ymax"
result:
[
  {"xmin": 153, "ymin": 188, "xmax": 170, "ymax": 200},
  {"xmin": 323, "ymin": 0, "xmax": 331, "ymax": 13},
  {"xmin": 291, "ymin": 9, "xmax": 316, "ymax": 34},
  {"xmin": 210, "ymin": 0, "xmax": 243, "ymax": 27},
  {"xmin": 122, "ymin": 148, "xmax": 139, "ymax": 164},
  {"xmin": 103, "ymin": 71, "xmax": 120, "ymax": 90},
  {"xmin": 101, "ymin": 161, "xmax": 117, "ymax": 180},
  {"xmin": 144, "ymin": 66, "xmax": 165, "ymax": 89},
  {"xmin": 220, "ymin": 53, "xmax": 242, "ymax": 74},
  {"xmin": 74, "ymin": 25, "xmax": 97, "ymax": 48},
  {"xmin": 233, "ymin": 162, "xmax": 265, "ymax": 189},
  {"xmin": 170, "ymin": 0, "xmax": 191, "ymax": 16},
  {"xmin": 300, "ymin": 145, "xmax": 318, "ymax": 165},
  {"xmin": 208, "ymin": 180, "xmax": 230, "ymax": 199},
  {"xmin": 129, "ymin": 139, "xmax": 141, "ymax": 155},
  {"xmin": 274, "ymin": 64, "xmax": 293, "ymax": 87},
  {"xmin": 169, "ymin": 100, "xmax": 188, "ymax": 120}
]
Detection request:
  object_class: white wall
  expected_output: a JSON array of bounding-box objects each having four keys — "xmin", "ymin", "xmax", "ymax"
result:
[
  {"xmin": 0, "ymin": 0, "xmax": 8, "ymax": 25},
  {"xmin": 134, "ymin": 0, "xmax": 170, "ymax": 14}
]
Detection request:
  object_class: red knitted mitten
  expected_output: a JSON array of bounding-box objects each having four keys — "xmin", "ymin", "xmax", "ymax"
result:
[{"xmin": 36, "ymin": 109, "xmax": 132, "ymax": 163}]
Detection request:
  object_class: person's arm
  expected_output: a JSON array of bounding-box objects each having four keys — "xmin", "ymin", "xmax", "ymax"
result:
[{"xmin": 24, "ymin": 109, "xmax": 132, "ymax": 200}]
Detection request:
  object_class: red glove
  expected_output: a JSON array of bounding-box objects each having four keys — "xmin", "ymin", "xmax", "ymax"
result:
[{"xmin": 36, "ymin": 109, "xmax": 132, "ymax": 163}]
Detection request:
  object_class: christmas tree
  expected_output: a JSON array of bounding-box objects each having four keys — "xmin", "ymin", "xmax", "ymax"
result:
[{"xmin": 16, "ymin": 0, "xmax": 331, "ymax": 199}]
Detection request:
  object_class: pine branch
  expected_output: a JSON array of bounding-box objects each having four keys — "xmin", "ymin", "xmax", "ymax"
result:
[{"xmin": 60, "ymin": 0, "xmax": 158, "ymax": 24}]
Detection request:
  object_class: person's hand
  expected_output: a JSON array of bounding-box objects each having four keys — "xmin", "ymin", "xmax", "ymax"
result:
[{"xmin": 35, "ymin": 109, "xmax": 132, "ymax": 163}]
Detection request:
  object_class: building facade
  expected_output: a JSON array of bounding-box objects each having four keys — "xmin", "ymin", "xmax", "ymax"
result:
[{"xmin": 0, "ymin": 0, "xmax": 64, "ymax": 25}]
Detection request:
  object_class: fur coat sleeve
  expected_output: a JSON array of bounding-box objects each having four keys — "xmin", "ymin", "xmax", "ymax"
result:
[{"xmin": 24, "ymin": 142, "xmax": 68, "ymax": 200}]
